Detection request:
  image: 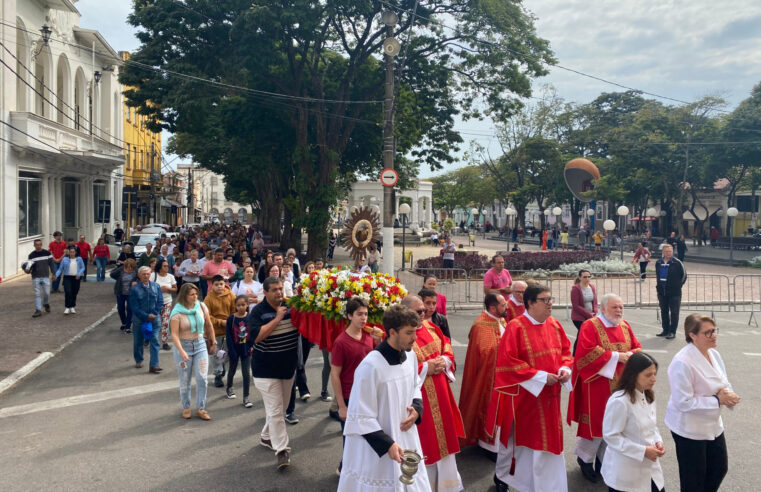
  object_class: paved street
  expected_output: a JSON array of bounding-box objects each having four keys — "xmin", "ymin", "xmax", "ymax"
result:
[{"xmin": 0, "ymin": 294, "xmax": 758, "ymax": 491}]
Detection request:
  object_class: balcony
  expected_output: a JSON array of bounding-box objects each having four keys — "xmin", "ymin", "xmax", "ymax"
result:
[{"xmin": 9, "ymin": 112, "xmax": 123, "ymax": 170}]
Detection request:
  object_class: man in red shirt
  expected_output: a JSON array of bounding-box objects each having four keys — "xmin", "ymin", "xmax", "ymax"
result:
[
  {"xmin": 483, "ymin": 254, "xmax": 512, "ymax": 297},
  {"xmin": 48, "ymin": 231, "xmax": 67, "ymax": 293},
  {"xmin": 76, "ymin": 235, "xmax": 92, "ymax": 282},
  {"xmin": 330, "ymin": 297, "xmax": 376, "ymax": 476}
]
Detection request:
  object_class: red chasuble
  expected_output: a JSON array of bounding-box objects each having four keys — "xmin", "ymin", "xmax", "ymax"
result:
[
  {"xmin": 504, "ymin": 298, "xmax": 525, "ymax": 324},
  {"xmin": 413, "ymin": 320, "xmax": 466, "ymax": 465},
  {"xmin": 459, "ymin": 311, "xmax": 505, "ymax": 447},
  {"xmin": 567, "ymin": 317, "xmax": 641, "ymax": 439},
  {"xmin": 486, "ymin": 315, "xmax": 573, "ymax": 454}
]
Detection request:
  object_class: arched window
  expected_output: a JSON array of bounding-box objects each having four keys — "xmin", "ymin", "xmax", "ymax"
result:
[{"xmin": 56, "ymin": 54, "xmax": 71, "ymax": 126}]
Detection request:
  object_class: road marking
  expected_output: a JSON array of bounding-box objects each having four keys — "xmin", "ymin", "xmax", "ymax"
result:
[
  {"xmin": 0, "ymin": 352, "xmax": 53, "ymax": 395},
  {"xmin": 744, "ymin": 353, "xmax": 761, "ymax": 357},
  {"xmin": 0, "ymin": 381, "xmax": 177, "ymax": 419}
]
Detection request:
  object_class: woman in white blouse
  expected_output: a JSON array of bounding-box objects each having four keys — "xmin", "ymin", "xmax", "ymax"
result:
[
  {"xmin": 602, "ymin": 352, "xmax": 665, "ymax": 492},
  {"xmin": 231, "ymin": 266, "xmax": 261, "ymax": 311},
  {"xmin": 665, "ymin": 314, "xmax": 739, "ymax": 492}
]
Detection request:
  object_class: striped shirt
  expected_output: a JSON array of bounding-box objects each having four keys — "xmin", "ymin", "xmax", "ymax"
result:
[{"xmin": 247, "ymin": 301, "xmax": 299, "ymax": 379}]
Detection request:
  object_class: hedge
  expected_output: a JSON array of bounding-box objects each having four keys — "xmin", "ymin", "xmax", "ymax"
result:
[{"xmin": 415, "ymin": 250, "xmax": 609, "ymax": 274}]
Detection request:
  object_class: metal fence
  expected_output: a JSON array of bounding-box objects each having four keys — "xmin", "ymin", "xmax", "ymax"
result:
[{"xmin": 395, "ymin": 268, "xmax": 755, "ymax": 320}]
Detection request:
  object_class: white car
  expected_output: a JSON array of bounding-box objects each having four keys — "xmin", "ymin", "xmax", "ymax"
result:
[{"xmin": 126, "ymin": 234, "xmax": 162, "ymax": 257}]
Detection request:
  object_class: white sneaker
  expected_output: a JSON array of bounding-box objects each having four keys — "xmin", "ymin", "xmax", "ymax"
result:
[
  {"xmin": 70, "ymin": 308, "xmax": 76, "ymax": 314},
  {"xmin": 64, "ymin": 308, "xmax": 70, "ymax": 315}
]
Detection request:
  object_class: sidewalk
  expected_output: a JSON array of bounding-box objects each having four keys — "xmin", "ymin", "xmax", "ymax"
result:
[{"xmin": 0, "ymin": 270, "xmax": 118, "ymax": 382}]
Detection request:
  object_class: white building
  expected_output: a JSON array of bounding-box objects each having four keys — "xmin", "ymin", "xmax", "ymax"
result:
[
  {"xmin": 347, "ymin": 179, "xmax": 433, "ymax": 229},
  {"xmin": 0, "ymin": 0, "xmax": 124, "ymax": 279},
  {"xmin": 192, "ymin": 167, "xmax": 252, "ymax": 223}
]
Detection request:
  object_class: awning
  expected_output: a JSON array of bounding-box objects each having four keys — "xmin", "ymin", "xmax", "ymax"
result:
[
  {"xmin": 160, "ymin": 198, "xmax": 183, "ymax": 208},
  {"xmin": 683, "ymin": 205, "xmax": 720, "ymax": 221}
]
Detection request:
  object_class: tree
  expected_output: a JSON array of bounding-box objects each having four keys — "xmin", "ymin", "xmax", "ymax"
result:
[{"xmin": 121, "ymin": 0, "xmax": 554, "ymax": 257}]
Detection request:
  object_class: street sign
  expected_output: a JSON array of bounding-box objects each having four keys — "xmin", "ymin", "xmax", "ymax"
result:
[{"xmin": 380, "ymin": 168, "xmax": 399, "ymax": 187}]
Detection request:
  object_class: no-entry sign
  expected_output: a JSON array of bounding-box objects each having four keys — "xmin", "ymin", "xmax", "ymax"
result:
[{"xmin": 380, "ymin": 168, "xmax": 399, "ymax": 187}]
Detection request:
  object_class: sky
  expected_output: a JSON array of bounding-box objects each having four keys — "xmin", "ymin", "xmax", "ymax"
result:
[{"xmin": 73, "ymin": 0, "xmax": 761, "ymax": 175}]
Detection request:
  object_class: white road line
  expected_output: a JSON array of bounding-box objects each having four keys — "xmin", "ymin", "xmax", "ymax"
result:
[
  {"xmin": 0, "ymin": 381, "xmax": 177, "ymax": 419},
  {"xmin": 744, "ymin": 353, "xmax": 761, "ymax": 357},
  {"xmin": 0, "ymin": 352, "xmax": 53, "ymax": 395}
]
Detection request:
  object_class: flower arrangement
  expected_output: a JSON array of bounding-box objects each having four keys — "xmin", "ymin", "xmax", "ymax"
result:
[{"xmin": 287, "ymin": 268, "xmax": 408, "ymax": 324}]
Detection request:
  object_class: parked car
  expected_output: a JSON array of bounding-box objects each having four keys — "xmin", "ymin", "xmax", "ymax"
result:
[
  {"xmin": 126, "ymin": 234, "xmax": 162, "ymax": 257},
  {"xmin": 138, "ymin": 223, "xmax": 172, "ymax": 232},
  {"xmin": 102, "ymin": 234, "xmax": 123, "ymax": 263}
]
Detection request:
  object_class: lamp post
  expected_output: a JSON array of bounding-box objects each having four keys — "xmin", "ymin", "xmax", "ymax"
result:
[
  {"xmin": 471, "ymin": 207, "xmax": 479, "ymax": 233},
  {"xmin": 603, "ymin": 219, "xmax": 616, "ymax": 254},
  {"xmin": 483, "ymin": 209, "xmax": 489, "ymax": 239},
  {"xmin": 380, "ymin": 11, "xmax": 399, "ymax": 275},
  {"xmin": 399, "ymin": 202, "xmax": 411, "ymax": 270},
  {"xmin": 727, "ymin": 207, "xmax": 738, "ymax": 267},
  {"xmin": 505, "ymin": 207, "xmax": 516, "ymax": 253},
  {"xmin": 617, "ymin": 205, "xmax": 629, "ymax": 261}
]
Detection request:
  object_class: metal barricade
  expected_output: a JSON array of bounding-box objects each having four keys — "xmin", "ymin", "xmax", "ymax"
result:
[
  {"xmin": 395, "ymin": 267, "xmax": 469, "ymax": 311},
  {"xmin": 732, "ymin": 274, "xmax": 761, "ymax": 325},
  {"xmin": 549, "ymin": 272, "xmax": 638, "ymax": 321},
  {"xmin": 639, "ymin": 274, "xmax": 731, "ymax": 318}
]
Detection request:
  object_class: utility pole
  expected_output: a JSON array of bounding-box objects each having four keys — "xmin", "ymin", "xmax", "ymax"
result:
[
  {"xmin": 187, "ymin": 165, "xmax": 194, "ymax": 223},
  {"xmin": 380, "ymin": 11, "xmax": 400, "ymax": 275}
]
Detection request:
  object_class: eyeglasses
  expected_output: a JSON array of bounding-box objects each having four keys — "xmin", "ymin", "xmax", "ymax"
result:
[
  {"xmin": 415, "ymin": 309, "xmax": 426, "ymax": 315},
  {"xmin": 536, "ymin": 297, "xmax": 554, "ymax": 304},
  {"xmin": 581, "ymin": 275, "xmax": 592, "ymax": 279},
  {"xmin": 700, "ymin": 328, "xmax": 719, "ymax": 338}
]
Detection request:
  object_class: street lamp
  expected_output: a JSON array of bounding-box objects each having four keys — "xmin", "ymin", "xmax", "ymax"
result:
[
  {"xmin": 471, "ymin": 207, "xmax": 479, "ymax": 232},
  {"xmin": 399, "ymin": 202, "xmax": 411, "ymax": 270},
  {"xmin": 727, "ymin": 207, "xmax": 738, "ymax": 267},
  {"xmin": 505, "ymin": 207, "xmax": 516, "ymax": 253},
  {"xmin": 483, "ymin": 209, "xmax": 489, "ymax": 239},
  {"xmin": 617, "ymin": 205, "xmax": 629, "ymax": 261},
  {"xmin": 603, "ymin": 219, "xmax": 616, "ymax": 254}
]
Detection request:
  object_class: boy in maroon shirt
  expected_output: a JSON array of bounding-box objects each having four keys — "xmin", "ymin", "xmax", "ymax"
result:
[{"xmin": 330, "ymin": 297, "xmax": 377, "ymax": 475}]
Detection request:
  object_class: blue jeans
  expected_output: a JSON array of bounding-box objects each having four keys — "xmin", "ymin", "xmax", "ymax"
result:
[
  {"xmin": 116, "ymin": 294, "xmax": 132, "ymax": 328},
  {"xmin": 33, "ymin": 277, "xmax": 50, "ymax": 311},
  {"xmin": 95, "ymin": 257, "xmax": 107, "ymax": 280},
  {"xmin": 132, "ymin": 317, "xmax": 160, "ymax": 367},
  {"xmin": 174, "ymin": 338, "xmax": 209, "ymax": 410},
  {"xmin": 51, "ymin": 265, "xmax": 61, "ymax": 292}
]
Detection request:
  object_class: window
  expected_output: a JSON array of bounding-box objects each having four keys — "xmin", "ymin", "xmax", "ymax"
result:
[
  {"xmin": 140, "ymin": 150, "xmax": 144, "ymax": 170},
  {"xmin": 63, "ymin": 180, "xmax": 78, "ymax": 228},
  {"xmin": 125, "ymin": 145, "xmax": 131, "ymax": 169},
  {"xmin": 126, "ymin": 106, "xmax": 131, "ymax": 122},
  {"xmin": 93, "ymin": 181, "xmax": 106, "ymax": 219},
  {"xmin": 18, "ymin": 174, "xmax": 41, "ymax": 238},
  {"xmin": 132, "ymin": 146, "xmax": 137, "ymax": 168}
]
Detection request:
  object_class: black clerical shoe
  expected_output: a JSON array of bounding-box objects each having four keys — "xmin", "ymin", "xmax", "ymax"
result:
[
  {"xmin": 494, "ymin": 474, "xmax": 509, "ymax": 492},
  {"xmin": 656, "ymin": 331, "xmax": 668, "ymax": 337},
  {"xmin": 577, "ymin": 457, "xmax": 598, "ymax": 483},
  {"xmin": 666, "ymin": 332, "xmax": 676, "ymax": 340}
]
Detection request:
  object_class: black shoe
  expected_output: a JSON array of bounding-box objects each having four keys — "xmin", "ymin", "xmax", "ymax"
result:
[
  {"xmin": 320, "ymin": 392, "xmax": 333, "ymax": 402},
  {"xmin": 162, "ymin": 343, "xmax": 170, "ymax": 351},
  {"xmin": 276, "ymin": 450, "xmax": 290, "ymax": 470},
  {"xmin": 577, "ymin": 457, "xmax": 598, "ymax": 483},
  {"xmin": 666, "ymin": 333, "xmax": 676, "ymax": 340},
  {"xmin": 214, "ymin": 375, "xmax": 224, "ymax": 388},
  {"xmin": 44, "ymin": 304, "xmax": 50, "ymax": 312},
  {"xmin": 284, "ymin": 413, "xmax": 299, "ymax": 425},
  {"xmin": 144, "ymin": 340, "xmax": 150, "ymax": 347},
  {"xmin": 656, "ymin": 331, "xmax": 668, "ymax": 337},
  {"xmin": 32, "ymin": 310, "xmax": 42, "ymax": 318},
  {"xmin": 124, "ymin": 327, "xmax": 132, "ymax": 334},
  {"xmin": 243, "ymin": 398, "xmax": 253, "ymax": 408},
  {"xmin": 494, "ymin": 474, "xmax": 509, "ymax": 492},
  {"xmin": 226, "ymin": 387, "xmax": 236, "ymax": 399}
]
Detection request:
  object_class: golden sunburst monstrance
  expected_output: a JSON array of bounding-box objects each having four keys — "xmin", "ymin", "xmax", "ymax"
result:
[{"xmin": 341, "ymin": 206, "xmax": 380, "ymax": 264}]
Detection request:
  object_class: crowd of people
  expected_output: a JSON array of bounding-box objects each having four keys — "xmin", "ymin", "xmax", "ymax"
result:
[{"xmin": 22, "ymin": 221, "xmax": 736, "ymax": 491}]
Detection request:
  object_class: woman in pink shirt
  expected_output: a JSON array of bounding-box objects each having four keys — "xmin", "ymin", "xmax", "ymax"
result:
[{"xmin": 423, "ymin": 274, "xmax": 447, "ymax": 315}]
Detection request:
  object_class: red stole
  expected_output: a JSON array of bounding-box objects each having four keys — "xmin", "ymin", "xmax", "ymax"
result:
[
  {"xmin": 459, "ymin": 311, "xmax": 504, "ymax": 447},
  {"xmin": 505, "ymin": 298, "xmax": 525, "ymax": 324},
  {"xmin": 567, "ymin": 317, "xmax": 641, "ymax": 439},
  {"xmin": 413, "ymin": 320, "xmax": 465, "ymax": 465},
  {"xmin": 486, "ymin": 314, "xmax": 573, "ymax": 454}
]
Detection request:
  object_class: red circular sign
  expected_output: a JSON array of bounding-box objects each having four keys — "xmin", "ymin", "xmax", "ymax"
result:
[{"xmin": 380, "ymin": 168, "xmax": 399, "ymax": 187}]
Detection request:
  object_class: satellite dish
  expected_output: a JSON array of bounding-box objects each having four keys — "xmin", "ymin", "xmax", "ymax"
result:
[
  {"xmin": 383, "ymin": 38, "xmax": 401, "ymax": 57},
  {"xmin": 564, "ymin": 158, "xmax": 600, "ymax": 202}
]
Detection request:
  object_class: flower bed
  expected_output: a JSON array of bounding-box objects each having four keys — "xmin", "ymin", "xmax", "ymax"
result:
[
  {"xmin": 555, "ymin": 259, "xmax": 638, "ymax": 276},
  {"xmin": 415, "ymin": 250, "xmax": 608, "ymax": 274},
  {"xmin": 287, "ymin": 268, "xmax": 407, "ymax": 324}
]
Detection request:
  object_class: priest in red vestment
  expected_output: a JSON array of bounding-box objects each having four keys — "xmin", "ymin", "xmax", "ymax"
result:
[
  {"xmin": 567, "ymin": 293, "xmax": 641, "ymax": 483},
  {"xmin": 504, "ymin": 280, "xmax": 526, "ymax": 323},
  {"xmin": 486, "ymin": 284, "xmax": 573, "ymax": 492},
  {"xmin": 459, "ymin": 293, "xmax": 507, "ymax": 455},
  {"xmin": 402, "ymin": 295, "xmax": 465, "ymax": 492}
]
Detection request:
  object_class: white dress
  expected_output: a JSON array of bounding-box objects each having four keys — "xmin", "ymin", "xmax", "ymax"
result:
[
  {"xmin": 602, "ymin": 390, "xmax": 665, "ymax": 492},
  {"xmin": 338, "ymin": 350, "xmax": 432, "ymax": 492}
]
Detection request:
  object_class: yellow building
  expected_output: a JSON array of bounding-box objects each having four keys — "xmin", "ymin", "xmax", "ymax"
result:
[{"xmin": 120, "ymin": 51, "xmax": 162, "ymax": 228}]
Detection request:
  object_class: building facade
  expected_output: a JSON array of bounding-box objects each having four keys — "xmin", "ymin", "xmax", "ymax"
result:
[
  {"xmin": 188, "ymin": 166, "xmax": 251, "ymax": 223},
  {"xmin": 120, "ymin": 51, "xmax": 162, "ymax": 229},
  {"xmin": 347, "ymin": 180, "xmax": 434, "ymax": 230},
  {"xmin": 0, "ymin": 0, "xmax": 124, "ymax": 279}
]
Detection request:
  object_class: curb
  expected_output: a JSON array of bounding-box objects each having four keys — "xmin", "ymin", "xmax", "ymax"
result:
[{"xmin": 0, "ymin": 307, "xmax": 117, "ymax": 397}]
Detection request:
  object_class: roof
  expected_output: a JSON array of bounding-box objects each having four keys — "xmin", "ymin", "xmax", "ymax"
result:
[
  {"xmin": 72, "ymin": 28, "xmax": 121, "ymax": 63},
  {"xmin": 44, "ymin": 0, "xmax": 79, "ymax": 14}
]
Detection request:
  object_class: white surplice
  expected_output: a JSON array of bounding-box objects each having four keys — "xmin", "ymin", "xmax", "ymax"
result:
[
  {"xmin": 338, "ymin": 350, "xmax": 432, "ymax": 492},
  {"xmin": 602, "ymin": 390, "xmax": 665, "ymax": 492}
]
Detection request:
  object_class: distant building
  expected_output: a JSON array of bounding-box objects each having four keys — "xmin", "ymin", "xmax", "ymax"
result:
[
  {"xmin": 1, "ymin": 1, "xmax": 123, "ymax": 279},
  {"xmin": 179, "ymin": 166, "xmax": 251, "ymax": 224}
]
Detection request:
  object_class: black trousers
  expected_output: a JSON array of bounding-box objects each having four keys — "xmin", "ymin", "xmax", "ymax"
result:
[
  {"xmin": 640, "ymin": 261, "xmax": 648, "ymax": 279},
  {"xmin": 658, "ymin": 293, "xmax": 681, "ymax": 334},
  {"xmin": 572, "ymin": 320, "xmax": 584, "ymax": 355},
  {"xmin": 287, "ymin": 335, "xmax": 314, "ymax": 415},
  {"xmin": 63, "ymin": 276, "xmax": 81, "ymax": 308},
  {"xmin": 671, "ymin": 431, "xmax": 727, "ymax": 492},
  {"xmin": 609, "ymin": 481, "xmax": 662, "ymax": 492}
]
